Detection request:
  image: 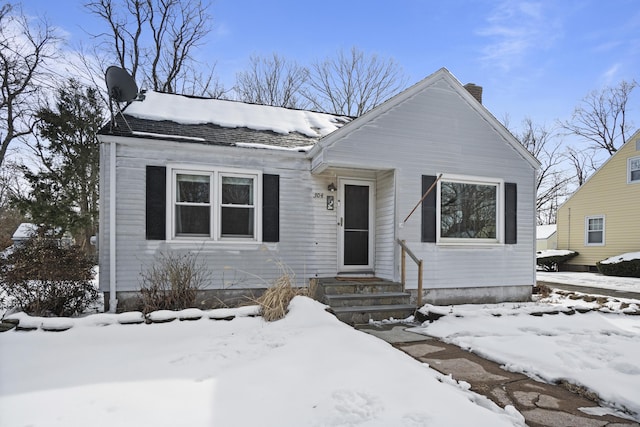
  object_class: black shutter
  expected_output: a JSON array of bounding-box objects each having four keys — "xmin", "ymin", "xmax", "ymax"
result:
[
  {"xmin": 504, "ymin": 182, "xmax": 517, "ymax": 244},
  {"xmin": 262, "ymin": 174, "xmax": 279, "ymax": 242},
  {"xmin": 146, "ymin": 166, "xmax": 166, "ymax": 240},
  {"xmin": 421, "ymin": 175, "xmax": 437, "ymax": 242}
]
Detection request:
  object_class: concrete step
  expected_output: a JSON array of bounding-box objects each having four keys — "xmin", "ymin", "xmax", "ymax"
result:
[
  {"xmin": 330, "ymin": 304, "xmax": 416, "ymax": 325},
  {"xmin": 324, "ymin": 292, "xmax": 411, "ymax": 308}
]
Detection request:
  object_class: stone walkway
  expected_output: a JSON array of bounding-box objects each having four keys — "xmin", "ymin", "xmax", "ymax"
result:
[{"xmin": 356, "ymin": 324, "xmax": 639, "ymax": 427}]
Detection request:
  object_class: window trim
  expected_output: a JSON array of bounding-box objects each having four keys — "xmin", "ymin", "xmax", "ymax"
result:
[
  {"xmin": 584, "ymin": 215, "xmax": 605, "ymax": 246},
  {"xmin": 436, "ymin": 174, "xmax": 504, "ymax": 245},
  {"xmin": 167, "ymin": 164, "xmax": 262, "ymax": 242},
  {"xmin": 628, "ymin": 156, "xmax": 640, "ymax": 184}
]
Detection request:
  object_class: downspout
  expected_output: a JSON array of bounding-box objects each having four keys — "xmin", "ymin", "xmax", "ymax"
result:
[
  {"xmin": 567, "ymin": 208, "xmax": 571, "ymax": 251},
  {"xmin": 532, "ymin": 171, "xmax": 537, "ymax": 287},
  {"xmin": 109, "ymin": 141, "xmax": 118, "ymax": 312}
]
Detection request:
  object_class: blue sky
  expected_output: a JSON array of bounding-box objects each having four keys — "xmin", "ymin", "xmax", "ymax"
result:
[{"xmin": 21, "ymin": 0, "xmax": 640, "ymax": 135}]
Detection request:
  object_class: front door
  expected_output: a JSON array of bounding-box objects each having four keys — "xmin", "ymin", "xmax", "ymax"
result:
[{"xmin": 339, "ymin": 179, "xmax": 375, "ymax": 272}]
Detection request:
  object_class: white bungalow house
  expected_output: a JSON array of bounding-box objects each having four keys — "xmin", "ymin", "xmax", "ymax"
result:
[{"xmin": 97, "ymin": 68, "xmax": 540, "ymax": 314}]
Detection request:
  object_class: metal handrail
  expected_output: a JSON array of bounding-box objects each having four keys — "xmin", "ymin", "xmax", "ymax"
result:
[{"xmin": 397, "ymin": 239, "xmax": 424, "ymax": 306}]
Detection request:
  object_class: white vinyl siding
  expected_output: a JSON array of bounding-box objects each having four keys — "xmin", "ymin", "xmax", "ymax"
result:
[
  {"xmin": 100, "ymin": 139, "xmax": 318, "ymax": 292},
  {"xmin": 312, "ymin": 77, "xmax": 537, "ymax": 289}
]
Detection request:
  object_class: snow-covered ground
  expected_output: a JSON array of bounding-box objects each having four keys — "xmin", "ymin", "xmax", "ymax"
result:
[
  {"xmin": 0, "ymin": 297, "xmax": 523, "ymax": 427},
  {"xmin": 2, "ymin": 272, "xmax": 640, "ymax": 425},
  {"xmin": 412, "ymin": 289, "xmax": 640, "ymax": 421},
  {"xmin": 537, "ymin": 270, "xmax": 640, "ymax": 293}
]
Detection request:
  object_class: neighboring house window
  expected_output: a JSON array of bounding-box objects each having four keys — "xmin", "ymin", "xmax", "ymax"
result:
[
  {"xmin": 171, "ymin": 168, "xmax": 259, "ymax": 240},
  {"xmin": 585, "ymin": 215, "xmax": 605, "ymax": 246},
  {"xmin": 436, "ymin": 176, "xmax": 503, "ymax": 244},
  {"xmin": 629, "ymin": 156, "xmax": 640, "ymax": 183}
]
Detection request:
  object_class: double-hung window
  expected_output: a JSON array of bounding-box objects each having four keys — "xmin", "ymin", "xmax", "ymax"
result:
[
  {"xmin": 220, "ymin": 174, "xmax": 256, "ymax": 238},
  {"xmin": 175, "ymin": 173, "xmax": 212, "ymax": 237},
  {"xmin": 585, "ymin": 215, "xmax": 605, "ymax": 246},
  {"xmin": 437, "ymin": 176, "xmax": 502, "ymax": 244},
  {"xmin": 628, "ymin": 156, "xmax": 640, "ymax": 183},
  {"xmin": 171, "ymin": 168, "xmax": 259, "ymax": 241}
]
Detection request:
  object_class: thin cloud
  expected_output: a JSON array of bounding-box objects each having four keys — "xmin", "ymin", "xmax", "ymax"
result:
[
  {"xmin": 213, "ymin": 22, "xmax": 231, "ymax": 39},
  {"xmin": 601, "ymin": 63, "xmax": 621, "ymax": 85},
  {"xmin": 592, "ymin": 40, "xmax": 623, "ymax": 53},
  {"xmin": 477, "ymin": 1, "xmax": 560, "ymax": 71}
]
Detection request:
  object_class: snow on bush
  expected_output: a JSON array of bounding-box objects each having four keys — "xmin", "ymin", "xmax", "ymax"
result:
[
  {"xmin": 597, "ymin": 252, "xmax": 640, "ymax": 278},
  {"xmin": 536, "ymin": 249, "xmax": 578, "ymax": 272}
]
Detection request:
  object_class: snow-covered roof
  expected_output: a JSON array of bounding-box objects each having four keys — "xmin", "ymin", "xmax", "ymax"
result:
[
  {"xmin": 11, "ymin": 223, "xmax": 38, "ymax": 240},
  {"xmin": 536, "ymin": 224, "xmax": 557, "ymax": 240},
  {"xmin": 124, "ymin": 91, "xmax": 351, "ymax": 138}
]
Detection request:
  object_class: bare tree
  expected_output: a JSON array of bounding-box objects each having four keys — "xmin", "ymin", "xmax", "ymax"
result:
[
  {"xmin": 513, "ymin": 118, "xmax": 569, "ymax": 224},
  {"xmin": 564, "ymin": 146, "xmax": 598, "ymax": 187},
  {"xmin": 235, "ymin": 53, "xmax": 309, "ymax": 108},
  {"xmin": 85, "ymin": 0, "xmax": 223, "ymax": 96},
  {"xmin": 560, "ymin": 79, "xmax": 637, "ymax": 157},
  {"xmin": 0, "ymin": 3, "xmax": 61, "ymax": 168},
  {"xmin": 304, "ymin": 46, "xmax": 407, "ymax": 116}
]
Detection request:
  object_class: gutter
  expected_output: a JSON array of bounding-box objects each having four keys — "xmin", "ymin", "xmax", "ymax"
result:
[{"xmin": 109, "ymin": 141, "xmax": 118, "ymax": 312}]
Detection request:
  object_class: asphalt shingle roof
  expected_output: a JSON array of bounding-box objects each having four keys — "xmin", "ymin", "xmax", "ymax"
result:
[
  {"xmin": 102, "ymin": 114, "xmax": 319, "ymax": 150},
  {"xmin": 98, "ymin": 92, "xmax": 352, "ymax": 151}
]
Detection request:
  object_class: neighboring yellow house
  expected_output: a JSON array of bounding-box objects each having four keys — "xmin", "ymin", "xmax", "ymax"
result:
[{"xmin": 556, "ymin": 130, "xmax": 640, "ymax": 271}]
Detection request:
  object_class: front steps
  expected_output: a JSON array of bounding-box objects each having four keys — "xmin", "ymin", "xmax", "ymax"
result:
[{"xmin": 314, "ymin": 277, "xmax": 416, "ymax": 325}]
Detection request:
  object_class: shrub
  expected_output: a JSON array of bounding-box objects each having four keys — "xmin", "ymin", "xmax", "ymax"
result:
[
  {"xmin": 0, "ymin": 237, "xmax": 97, "ymax": 317},
  {"xmin": 536, "ymin": 250, "xmax": 579, "ymax": 272},
  {"xmin": 257, "ymin": 262, "xmax": 307, "ymax": 322},
  {"xmin": 139, "ymin": 251, "xmax": 210, "ymax": 314},
  {"xmin": 597, "ymin": 258, "xmax": 640, "ymax": 278}
]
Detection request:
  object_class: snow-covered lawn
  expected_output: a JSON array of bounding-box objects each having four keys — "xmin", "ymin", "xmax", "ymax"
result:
[
  {"xmin": 411, "ymin": 289, "xmax": 640, "ymax": 421},
  {"xmin": 2, "ymin": 275, "xmax": 640, "ymax": 425},
  {"xmin": 0, "ymin": 297, "xmax": 522, "ymax": 427},
  {"xmin": 537, "ymin": 270, "xmax": 640, "ymax": 293}
]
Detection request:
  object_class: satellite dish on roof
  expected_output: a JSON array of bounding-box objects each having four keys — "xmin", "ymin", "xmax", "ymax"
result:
[
  {"xmin": 105, "ymin": 66, "xmax": 144, "ymax": 132},
  {"xmin": 105, "ymin": 66, "xmax": 139, "ymax": 103}
]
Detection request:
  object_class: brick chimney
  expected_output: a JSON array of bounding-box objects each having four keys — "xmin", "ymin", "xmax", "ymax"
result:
[{"xmin": 464, "ymin": 83, "xmax": 483, "ymax": 104}]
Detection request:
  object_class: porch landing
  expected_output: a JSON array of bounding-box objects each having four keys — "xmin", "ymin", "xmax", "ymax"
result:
[{"xmin": 313, "ymin": 277, "xmax": 416, "ymax": 325}]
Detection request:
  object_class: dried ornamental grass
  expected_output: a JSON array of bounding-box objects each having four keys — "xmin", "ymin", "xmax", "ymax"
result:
[{"xmin": 258, "ymin": 272, "xmax": 302, "ymax": 322}]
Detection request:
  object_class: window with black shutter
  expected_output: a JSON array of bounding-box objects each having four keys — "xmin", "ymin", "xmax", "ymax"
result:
[
  {"xmin": 421, "ymin": 175, "xmax": 517, "ymax": 244},
  {"xmin": 147, "ymin": 165, "xmax": 277, "ymax": 242}
]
